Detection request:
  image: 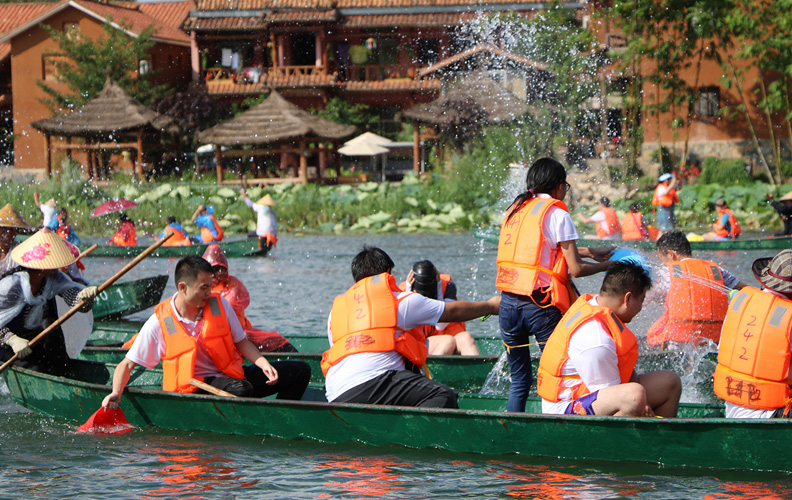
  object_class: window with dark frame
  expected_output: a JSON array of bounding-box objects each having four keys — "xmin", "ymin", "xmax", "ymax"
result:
[{"xmin": 694, "ymin": 86, "xmax": 719, "ymax": 117}]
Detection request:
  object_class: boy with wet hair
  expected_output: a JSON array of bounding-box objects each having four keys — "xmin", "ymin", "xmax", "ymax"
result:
[{"xmin": 538, "ymin": 262, "xmax": 682, "ymax": 417}]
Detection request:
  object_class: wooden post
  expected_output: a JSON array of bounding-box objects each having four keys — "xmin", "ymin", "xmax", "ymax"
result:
[
  {"xmin": 299, "ymin": 139, "xmax": 308, "ymax": 184},
  {"xmin": 412, "ymin": 122, "xmax": 420, "ymax": 173},
  {"xmin": 136, "ymin": 131, "xmax": 144, "ymax": 179},
  {"xmin": 45, "ymin": 134, "xmax": 52, "ymax": 178},
  {"xmin": 215, "ymin": 144, "xmax": 224, "ymax": 184}
]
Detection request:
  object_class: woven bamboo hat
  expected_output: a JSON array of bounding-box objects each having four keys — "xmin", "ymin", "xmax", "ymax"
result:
[
  {"xmin": 257, "ymin": 194, "xmax": 276, "ymax": 207},
  {"xmin": 752, "ymin": 249, "xmax": 792, "ymax": 294},
  {"xmin": 778, "ymin": 190, "xmax": 792, "ymax": 202},
  {"xmin": 10, "ymin": 229, "xmax": 78, "ymax": 269},
  {"xmin": 0, "ymin": 204, "xmax": 33, "ymax": 232},
  {"xmin": 44, "ymin": 198, "xmax": 56, "ymax": 207}
]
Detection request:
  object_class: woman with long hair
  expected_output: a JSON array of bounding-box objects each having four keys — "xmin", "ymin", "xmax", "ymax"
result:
[{"xmin": 496, "ymin": 157, "xmax": 613, "ymax": 412}]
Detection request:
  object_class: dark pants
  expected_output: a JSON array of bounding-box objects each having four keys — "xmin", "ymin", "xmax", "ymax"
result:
[
  {"xmin": 499, "ymin": 291, "xmax": 563, "ymax": 413},
  {"xmin": 333, "ymin": 370, "xmax": 458, "ymax": 408},
  {"xmin": 204, "ymin": 361, "xmax": 311, "ymax": 400}
]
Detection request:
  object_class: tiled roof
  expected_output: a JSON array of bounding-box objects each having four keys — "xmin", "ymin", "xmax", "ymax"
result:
[
  {"xmin": 419, "ymin": 43, "xmax": 547, "ymax": 78},
  {"xmin": 193, "ymin": 0, "xmax": 543, "ymax": 10},
  {"xmin": 0, "ymin": 2, "xmax": 62, "ymax": 62},
  {"xmin": 137, "ymin": 1, "xmax": 192, "ymax": 34},
  {"xmin": 206, "ymin": 72, "xmax": 337, "ymax": 94},
  {"xmin": 341, "ymin": 79, "xmax": 439, "ymax": 91},
  {"xmin": 195, "ymin": 0, "xmax": 333, "ymax": 11},
  {"xmin": 342, "ymin": 12, "xmax": 477, "ymax": 28},
  {"xmin": 184, "ymin": 15, "xmax": 265, "ymax": 31},
  {"xmin": 337, "ymin": 0, "xmax": 542, "ymax": 6},
  {"xmin": 266, "ymin": 9, "xmax": 338, "ymax": 23}
]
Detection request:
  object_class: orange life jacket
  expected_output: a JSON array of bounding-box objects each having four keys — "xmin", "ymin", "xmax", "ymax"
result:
[
  {"xmin": 646, "ymin": 259, "xmax": 729, "ymax": 346},
  {"xmin": 157, "ymin": 294, "xmax": 245, "ymax": 393},
  {"xmin": 621, "ymin": 212, "xmax": 648, "ymax": 241},
  {"xmin": 321, "ymin": 272, "xmax": 427, "ymax": 376},
  {"xmin": 714, "ymin": 208, "xmax": 742, "ymax": 239},
  {"xmin": 399, "ymin": 274, "xmax": 466, "ymax": 338},
  {"xmin": 496, "ymin": 197, "xmax": 575, "ymax": 312},
  {"xmin": 55, "ymin": 217, "xmax": 70, "ymax": 240},
  {"xmin": 200, "ymin": 215, "xmax": 224, "ymax": 243},
  {"xmin": 652, "ymin": 185, "xmax": 679, "ymax": 207},
  {"xmin": 595, "ymin": 207, "xmax": 621, "ymax": 238},
  {"xmin": 111, "ymin": 221, "xmax": 137, "ymax": 247},
  {"xmin": 163, "ymin": 225, "xmax": 191, "ymax": 246},
  {"xmin": 714, "ymin": 287, "xmax": 792, "ymax": 410},
  {"xmin": 536, "ymin": 294, "xmax": 638, "ymax": 402}
]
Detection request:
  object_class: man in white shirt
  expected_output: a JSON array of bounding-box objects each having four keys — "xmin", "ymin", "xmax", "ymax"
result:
[
  {"xmin": 323, "ymin": 246, "xmax": 500, "ymax": 407},
  {"xmin": 240, "ymin": 189, "xmax": 278, "ymax": 251},
  {"xmin": 538, "ymin": 262, "xmax": 682, "ymax": 417},
  {"xmin": 102, "ymin": 256, "xmax": 310, "ymax": 409}
]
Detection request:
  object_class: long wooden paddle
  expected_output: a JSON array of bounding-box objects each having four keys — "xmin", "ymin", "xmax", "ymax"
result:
[
  {"xmin": 190, "ymin": 378, "xmax": 237, "ymax": 397},
  {"xmin": 76, "ymin": 244, "xmax": 99, "ymax": 260},
  {"xmin": 0, "ymin": 232, "xmax": 173, "ymax": 375}
]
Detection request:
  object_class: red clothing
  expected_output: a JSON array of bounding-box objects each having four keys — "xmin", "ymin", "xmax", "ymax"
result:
[{"xmin": 110, "ymin": 221, "xmax": 137, "ymax": 246}]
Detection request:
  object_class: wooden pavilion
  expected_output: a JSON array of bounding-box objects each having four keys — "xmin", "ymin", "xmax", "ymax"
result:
[
  {"xmin": 197, "ymin": 90, "xmax": 355, "ymax": 184},
  {"xmin": 31, "ymin": 78, "xmax": 174, "ymax": 179}
]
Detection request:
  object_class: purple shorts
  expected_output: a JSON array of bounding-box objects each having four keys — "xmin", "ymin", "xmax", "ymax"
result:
[{"xmin": 564, "ymin": 391, "xmax": 600, "ymax": 415}]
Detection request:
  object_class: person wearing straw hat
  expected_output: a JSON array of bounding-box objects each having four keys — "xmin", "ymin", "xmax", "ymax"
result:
[
  {"xmin": 241, "ymin": 189, "xmax": 277, "ymax": 251},
  {"xmin": 0, "ymin": 229, "xmax": 98, "ymax": 374},
  {"xmin": 646, "ymin": 231, "xmax": 746, "ymax": 349},
  {"xmin": 0, "ymin": 204, "xmax": 33, "ymax": 267},
  {"xmin": 714, "ymin": 249, "xmax": 792, "ymax": 419},
  {"xmin": 768, "ymin": 191, "xmax": 792, "ymax": 237},
  {"xmin": 33, "ymin": 193, "xmax": 57, "ymax": 229}
]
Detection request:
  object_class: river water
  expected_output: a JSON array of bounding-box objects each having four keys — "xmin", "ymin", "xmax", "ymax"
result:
[{"xmin": 2, "ymin": 233, "xmax": 791, "ymax": 498}]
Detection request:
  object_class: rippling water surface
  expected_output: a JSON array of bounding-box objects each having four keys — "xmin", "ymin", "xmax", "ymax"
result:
[{"xmin": 2, "ymin": 233, "xmax": 791, "ymax": 498}]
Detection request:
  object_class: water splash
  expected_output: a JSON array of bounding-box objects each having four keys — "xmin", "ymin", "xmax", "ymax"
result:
[{"xmin": 479, "ymin": 351, "xmax": 511, "ymax": 395}]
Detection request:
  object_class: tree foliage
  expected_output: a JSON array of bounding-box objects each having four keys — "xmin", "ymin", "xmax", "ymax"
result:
[
  {"xmin": 37, "ymin": 18, "xmax": 170, "ymax": 112},
  {"xmin": 312, "ymin": 97, "xmax": 380, "ymax": 134},
  {"xmin": 155, "ymin": 91, "xmax": 232, "ymax": 150}
]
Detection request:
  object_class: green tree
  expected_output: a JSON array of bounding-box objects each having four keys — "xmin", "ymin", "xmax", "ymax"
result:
[
  {"xmin": 37, "ymin": 18, "xmax": 170, "ymax": 111},
  {"xmin": 312, "ymin": 97, "xmax": 380, "ymax": 134}
]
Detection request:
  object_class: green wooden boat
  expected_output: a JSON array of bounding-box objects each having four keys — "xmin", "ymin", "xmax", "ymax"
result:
[
  {"xmin": 5, "ymin": 360, "xmax": 790, "ymax": 473},
  {"xmin": 473, "ymin": 227, "xmax": 792, "ymax": 252},
  {"xmin": 77, "ymin": 239, "xmax": 267, "ymax": 259},
  {"xmin": 92, "ymin": 275, "xmax": 168, "ymax": 320}
]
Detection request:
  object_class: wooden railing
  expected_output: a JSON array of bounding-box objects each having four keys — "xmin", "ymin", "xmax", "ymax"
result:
[
  {"xmin": 344, "ymin": 64, "xmax": 423, "ymax": 82},
  {"xmin": 270, "ymin": 65, "xmax": 326, "ymax": 78}
]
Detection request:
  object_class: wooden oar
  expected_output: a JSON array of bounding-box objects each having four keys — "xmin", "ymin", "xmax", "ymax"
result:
[
  {"xmin": 76, "ymin": 244, "xmax": 99, "ymax": 260},
  {"xmin": 0, "ymin": 232, "xmax": 174, "ymax": 375},
  {"xmin": 190, "ymin": 378, "xmax": 237, "ymax": 397}
]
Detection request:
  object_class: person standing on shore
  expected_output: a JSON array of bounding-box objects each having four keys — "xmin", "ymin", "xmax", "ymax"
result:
[
  {"xmin": 496, "ymin": 157, "xmax": 613, "ymax": 413},
  {"xmin": 240, "ymin": 189, "xmax": 278, "ymax": 252},
  {"xmin": 652, "ymin": 173, "xmax": 679, "ymax": 237}
]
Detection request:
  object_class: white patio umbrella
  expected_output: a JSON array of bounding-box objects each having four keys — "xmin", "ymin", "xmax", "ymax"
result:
[
  {"xmin": 338, "ymin": 142, "xmax": 390, "ymax": 180},
  {"xmin": 343, "ymin": 131, "xmax": 393, "ymax": 147}
]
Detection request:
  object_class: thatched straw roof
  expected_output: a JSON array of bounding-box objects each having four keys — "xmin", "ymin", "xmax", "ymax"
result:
[
  {"xmin": 402, "ymin": 71, "xmax": 530, "ymax": 126},
  {"xmin": 31, "ymin": 78, "xmax": 173, "ymax": 136},
  {"xmin": 198, "ymin": 90, "xmax": 355, "ymax": 146}
]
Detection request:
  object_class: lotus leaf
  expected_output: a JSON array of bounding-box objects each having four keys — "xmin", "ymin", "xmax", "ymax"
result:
[
  {"xmin": 379, "ymin": 222, "xmax": 397, "ymax": 233},
  {"xmin": 223, "ymin": 214, "xmax": 241, "ymax": 221},
  {"xmin": 122, "ymin": 185, "xmax": 140, "ymax": 199},
  {"xmin": 217, "ymin": 219, "xmax": 232, "ymax": 228},
  {"xmin": 419, "ymin": 219, "xmax": 442, "ymax": 229},
  {"xmin": 435, "ymin": 214, "xmax": 457, "ymax": 226},
  {"xmin": 273, "ymin": 183, "xmax": 293, "ymax": 194},
  {"xmin": 356, "ymin": 192, "xmax": 370, "ymax": 202},
  {"xmin": 319, "ymin": 222, "xmax": 336, "ymax": 233},
  {"xmin": 397, "ymin": 218, "xmax": 412, "ymax": 227},
  {"xmin": 135, "ymin": 192, "xmax": 150, "ymax": 203},
  {"xmin": 246, "ymin": 221, "xmax": 256, "ymax": 232},
  {"xmin": 402, "ymin": 172, "xmax": 421, "ymax": 185},
  {"xmin": 227, "ymin": 224, "xmax": 244, "ymax": 233},
  {"xmin": 400, "ymin": 225, "xmax": 418, "ymax": 233},
  {"xmin": 368, "ymin": 211, "xmax": 392, "ymax": 223},
  {"xmin": 404, "ymin": 197, "xmax": 419, "ymax": 207},
  {"xmin": 169, "ymin": 186, "xmax": 190, "ymax": 199},
  {"xmin": 247, "ymin": 187, "xmax": 263, "ymax": 200},
  {"xmin": 152, "ymin": 184, "xmax": 172, "ymax": 199},
  {"xmin": 357, "ymin": 182, "xmax": 379, "ymax": 192},
  {"xmin": 448, "ymin": 206, "xmax": 466, "ymax": 219},
  {"xmin": 217, "ymin": 187, "xmax": 237, "ymax": 199},
  {"xmin": 377, "ymin": 183, "xmax": 389, "ymax": 195},
  {"xmin": 337, "ymin": 185, "xmax": 353, "ymax": 193},
  {"xmin": 427, "ymin": 199, "xmax": 438, "ymax": 211},
  {"xmin": 333, "ymin": 223, "xmax": 345, "ymax": 233}
]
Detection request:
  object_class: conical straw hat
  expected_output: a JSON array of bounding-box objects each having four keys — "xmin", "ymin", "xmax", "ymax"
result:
[
  {"xmin": 257, "ymin": 194, "xmax": 276, "ymax": 207},
  {"xmin": 0, "ymin": 204, "xmax": 32, "ymax": 231},
  {"xmin": 778, "ymin": 190, "xmax": 792, "ymax": 202},
  {"xmin": 44, "ymin": 198, "xmax": 56, "ymax": 207},
  {"xmin": 10, "ymin": 229, "xmax": 78, "ymax": 270}
]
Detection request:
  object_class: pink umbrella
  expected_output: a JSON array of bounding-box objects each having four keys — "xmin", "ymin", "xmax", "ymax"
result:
[{"xmin": 90, "ymin": 199, "xmax": 137, "ymax": 217}]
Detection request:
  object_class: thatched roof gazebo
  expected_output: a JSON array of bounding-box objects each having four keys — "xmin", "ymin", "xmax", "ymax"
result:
[
  {"xmin": 31, "ymin": 78, "xmax": 174, "ymax": 178},
  {"xmin": 198, "ymin": 90, "xmax": 355, "ymax": 184}
]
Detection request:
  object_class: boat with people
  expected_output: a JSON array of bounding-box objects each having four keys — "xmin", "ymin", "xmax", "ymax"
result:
[
  {"xmin": 3, "ymin": 359, "xmax": 787, "ymax": 473},
  {"xmin": 75, "ymin": 239, "xmax": 267, "ymax": 258},
  {"xmin": 92, "ymin": 275, "xmax": 168, "ymax": 320}
]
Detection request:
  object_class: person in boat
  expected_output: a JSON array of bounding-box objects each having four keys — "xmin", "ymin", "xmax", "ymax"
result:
[
  {"xmin": 767, "ymin": 191, "xmax": 792, "ymax": 237},
  {"xmin": 108, "ymin": 212, "xmax": 137, "ymax": 247},
  {"xmin": 192, "ymin": 205, "xmax": 224, "ymax": 244},
  {"xmin": 538, "ymin": 261, "xmax": 682, "ymax": 417},
  {"xmin": 159, "ymin": 215, "xmax": 191, "ymax": 246},
  {"xmin": 0, "ymin": 229, "xmax": 98, "ymax": 375},
  {"xmin": 703, "ymin": 199, "xmax": 741, "ymax": 241},
  {"xmin": 651, "ymin": 173, "xmax": 680, "ymax": 237},
  {"xmin": 714, "ymin": 249, "xmax": 792, "ymax": 419},
  {"xmin": 53, "ymin": 208, "xmax": 81, "ymax": 245},
  {"xmin": 240, "ymin": 189, "xmax": 277, "ymax": 251},
  {"xmin": 33, "ymin": 193, "xmax": 57, "ymax": 229},
  {"xmin": 496, "ymin": 157, "xmax": 613, "ymax": 413},
  {"xmin": 621, "ymin": 204, "xmax": 650, "ymax": 241},
  {"xmin": 578, "ymin": 197, "xmax": 621, "ymax": 240},
  {"xmin": 0, "ymin": 204, "xmax": 33, "ymax": 274},
  {"xmin": 646, "ymin": 231, "xmax": 746, "ymax": 349},
  {"xmin": 202, "ymin": 244, "xmax": 296, "ymax": 352},
  {"xmin": 400, "ymin": 260, "xmax": 480, "ymax": 356},
  {"xmin": 103, "ymin": 256, "xmax": 310, "ymax": 409},
  {"xmin": 322, "ymin": 246, "xmax": 500, "ymax": 408}
]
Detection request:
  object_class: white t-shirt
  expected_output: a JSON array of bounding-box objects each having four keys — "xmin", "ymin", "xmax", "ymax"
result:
[
  {"xmin": 542, "ymin": 295, "xmax": 622, "ymax": 414},
  {"xmin": 126, "ymin": 294, "xmax": 246, "ymax": 378},
  {"xmin": 721, "ymin": 288, "xmax": 789, "ymax": 419},
  {"xmin": 40, "ymin": 204, "xmax": 56, "ymax": 228},
  {"xmin": 590, "ymin": 210, "xmax": 621, "ymax": 240},
  {"xmin": 244, "ymin": 197, "xmax": 277, "ymax": 236},
  {"xmin": 325, "ymin": 289, "xmax": 445, "ymax": 402},
  {"xmin": 535, "ymin": 194, "xmax": 579, "ymax": 288}
]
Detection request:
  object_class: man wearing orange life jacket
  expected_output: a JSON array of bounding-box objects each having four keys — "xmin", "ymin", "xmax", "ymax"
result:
[
  {"xmin": 538, "ymin": 262, "xmax": 681, "ymax": 417},
  {"xmin": 715, "ymin": 250, "xmax": 792, "ymax": 419},
  {"xmin": 651, "ymin": 173, "xmax": 680, "ymax": 237},
  {"xmin": 703, "ymin": 199, "xmax": 741, "ymax": 241},
  {"xmin": 159, "ymin": 216, "xmax": 191, "ymax": 247},
  {"xmin": 646, "ymin": 231, "xmax": 746, "ymax": 348},
  {"xmin": 192, "ymin": 205, "xmax": 224, "ymax": 244},
  {"xmin": 400, "ymin": 260, "xmax": 480, "ymax": 356},
  {"xmin": 578, "ymin": 197, "xmax": 621, "ymax": 240},
  {"xmin": 102, "ymin": 256, "xmax": 310, "ymax": 409},
  {"xmin": 108, "ymin": 212, "xmax": 136, "ymax": 247},
  {"xmin": 496, "ymin": 157, "xmax": 613, "ymax": 412},
  {"xmin": 621, "ymin": 204, "xmax": 650, "ymax": 241},
  {"xmin": 323, "ymin": 246, "xmax": 500, "ymax": 407}
]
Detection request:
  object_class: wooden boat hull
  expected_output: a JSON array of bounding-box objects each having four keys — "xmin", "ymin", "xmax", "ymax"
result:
[
  {"xmin": 77, "ymin": 239, "xmax": 267, "ymax": 258},
  {"xmin": 4, "ymin": 361, "xmax": 789, "ymax": 473},
  {"xmin": 92, "ymin": 275, "xmax": 168, "ymax": 320}
]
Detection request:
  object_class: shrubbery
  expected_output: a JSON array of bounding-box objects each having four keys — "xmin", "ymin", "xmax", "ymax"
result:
[{"xmin": 698, "ymin": 158, "xmax": 752, "ymax": 185}]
